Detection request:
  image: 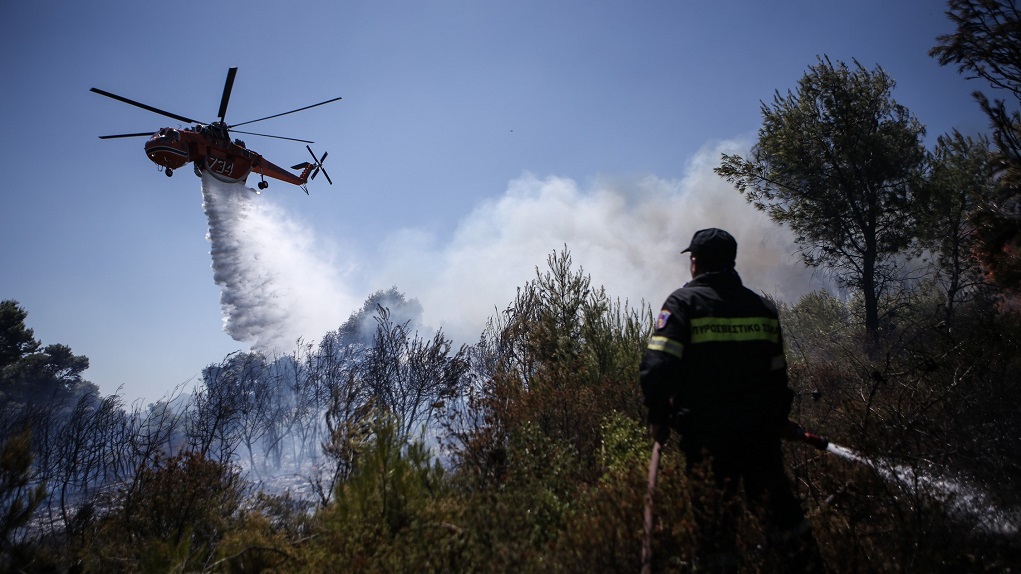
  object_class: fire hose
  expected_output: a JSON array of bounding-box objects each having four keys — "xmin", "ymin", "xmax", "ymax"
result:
[{"xmin": 641, "ymin": 425, "xmax": 669, "ymax": 574}]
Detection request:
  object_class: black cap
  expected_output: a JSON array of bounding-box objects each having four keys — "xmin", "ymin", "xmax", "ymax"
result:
[{"xmin": 681, "ymin": 228, "xmax": 737, "ymax": 264}]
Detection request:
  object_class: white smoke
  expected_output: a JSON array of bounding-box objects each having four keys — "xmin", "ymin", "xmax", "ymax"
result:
[
  {"xmin": 200, "ymin": 139, "xmax": 831, "ymax": 351},
  {"xmin": 372, "ymin": 140, "xmax": 832, "ymax": 344},
  {"xmin": 201, "ymin": 174, "xmax": 359, "ymax": 352}
]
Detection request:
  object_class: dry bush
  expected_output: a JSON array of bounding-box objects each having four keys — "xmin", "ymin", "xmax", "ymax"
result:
[{"xmin": 79, "ymin": 451, "xmax": 247, "ymax": 573}]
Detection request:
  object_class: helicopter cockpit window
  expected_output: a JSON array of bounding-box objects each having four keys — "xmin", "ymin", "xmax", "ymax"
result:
[{"xmin": 156, "ymin": 127, "xmax": 179, "ymax": 141}]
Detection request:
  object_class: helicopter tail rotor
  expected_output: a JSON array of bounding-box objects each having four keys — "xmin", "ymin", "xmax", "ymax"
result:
[
  {"xmin": 305, "ymin": 145, "xmax": 333, "ymax": 185},
  {"xmin": 290, "ymin": 145, "xmax": 333, "ymax": 193}
]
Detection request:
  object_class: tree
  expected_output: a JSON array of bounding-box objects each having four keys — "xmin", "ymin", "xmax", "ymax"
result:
[
  {"xmin": 931, "ymin": 0, "xmax": 1021, "ymax": 290},
  {"xmin": 0, "ymin": 301, "xmax": 40, "ymax": 369},
  {"xmin": 445, "ymin": 247, "xmax": 648, "ymax": 485},
  {"xmin": 716, "ymin": 57, "xmax": 927, "ymax": 338},
  {"xmin": 361, "ymin": 306, "xmax": 469, "ymax": 441},
  {"xmin": 335, "ymin": 287, "xmax": 424, "ymax": 348},
  {"xmin": 188, "ymin": 358, "xmax": 246, "ymax": 462},
  {"xmin": 917, "ymin": 131, "xmax": 998, "ymax": 322},
  {"xmin": 931, "ymin": 0, "xmax": 1021, "ymax": 184},
  {"xmin": 0, "ymin": 301, "xmax": 91, "ymax": 408},
  {"xmin": 318, "ymin": 371, "xmax": 373, "ymax": 505},
  {"xmin": 0, "ymin": 428, "xmax": 46, "ymax": 561},
  {"xmin": 211, "ymin": 352, "xmax": 274, "ymax": 474},
  {"xmin": 47, "ymin": 392, "xmax": 124, "ymax": 532}
]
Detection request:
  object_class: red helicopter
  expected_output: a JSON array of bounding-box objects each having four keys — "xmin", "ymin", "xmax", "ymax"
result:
[{"xmin": 92, "ymin": 67, "xmax": 340, "ymax": 193}]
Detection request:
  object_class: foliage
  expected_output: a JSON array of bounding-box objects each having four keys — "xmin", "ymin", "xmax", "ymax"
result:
[
  {"xmin": 0, "ymin": 300, "xmax": 41, "ymax": 369},
  {"xmin": 716, "ymin": 57, "xmax": 928, "ymax": 338},
  {"xmin": 445, "ymin": 247, "xmax": 649, "ymax": 489},
  {"xmin": 81, "ymin": 451, "xmax": 248, "ymax": 573},
  {"xmin": 1, "ymin": 300, "xmax": 94, "ymax": 409},
  {"xmin": 304, "ymin": 412, "xmax": 446, "ymax": 572},
  {"xmin": 0, "ymin": 427, "xmax": 46, "ymax": 569},
  {"xmin": 5, "ymin": 226, "xmax": 1021, "ymax": 572},
  {"xmin": 362, "ymin": 306, "xmax": 470, "ymax": 441},
  {"xmin": 334, "ymin": 287, "xmax": 425, "ymax": 348},
  {"xmin": 931, "ymin": 0, "xmax": 1021, "ymax": 186},
  {"xmin": 312, "ymin": 302, "xmax": 471, "ymax": 504},
  {"xmin": 931, "ymin": 0, "xmax": 1021, "ymax": 290},
  {"xmin": 317, "ymin": 376, "xmax": 374, "ymax": 504},
  {"xmin": 191, "ymin": 352, "xmax": 266, "ymax": 465},
  {"xmin": 212, "ymin": 506, "xmax": 302, "ymax": 574},
  {"xmin": 916, "ymin": 131, "xmax": 998, "ymax": 321}
]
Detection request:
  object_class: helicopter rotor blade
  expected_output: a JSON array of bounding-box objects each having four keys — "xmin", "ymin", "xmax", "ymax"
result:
[
  {"xmin": 90, "ymin": 88, "xmax": 200, "ymax": 125},
  {"xmin": 231, "ymin": 129, "xmax": 314, "ymax": 144},
  {"xmin": 98, "ymin": 132, "xmax": 156, "ymax": 139},
  {"xmin": 218, "ymin": 67, "xmax": 238, "ymax": 123},
  {"xmin": 229, "ymin": 96, "xmax": 342, "ymax": 129}
]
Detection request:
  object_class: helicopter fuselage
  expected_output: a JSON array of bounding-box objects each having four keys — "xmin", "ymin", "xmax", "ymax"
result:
[
  {"xmin": 144, "ymin": 125, "xmax": 256, "ymax": 183},
  {"xmin": 143, "ymin": 124, "xmax": 311, "ymax": 188}
]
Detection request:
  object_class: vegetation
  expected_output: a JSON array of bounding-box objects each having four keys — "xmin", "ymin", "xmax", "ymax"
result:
[
  {"xmin": 716, "ymin": 57, "xmax": 927, "ymax": 340},
  {"xmin": 3, "ymin": 2, "xmax": 1021, "ymax": 571},
  {"xmin": 931, "ymin": 0, "xmax": 1021, "ymax": 290},
  {"xmin": 4, "ymin": 239, "xmax": 1020, "ymax": 572}
]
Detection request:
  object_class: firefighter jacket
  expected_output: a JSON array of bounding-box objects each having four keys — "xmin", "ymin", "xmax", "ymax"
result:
[{"xmin": 639, "ymin": 269, "xmax": 793, "ymax": 438}]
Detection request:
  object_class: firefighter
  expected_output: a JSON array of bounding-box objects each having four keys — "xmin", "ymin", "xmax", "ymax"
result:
[{"xmin": 639, "ymin": 228, "xmax": 824, "ymax": 572}]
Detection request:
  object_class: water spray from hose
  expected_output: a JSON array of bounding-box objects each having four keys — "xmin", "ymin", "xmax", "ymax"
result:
[{"xmin": 800, "ymin": 428, "xmax": 1020, "ymax": 536}]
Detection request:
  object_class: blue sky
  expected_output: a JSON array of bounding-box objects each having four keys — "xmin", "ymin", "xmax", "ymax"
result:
[{"xmin": 0, "ymin": 1, "xmax": 989, "ymax": 404}]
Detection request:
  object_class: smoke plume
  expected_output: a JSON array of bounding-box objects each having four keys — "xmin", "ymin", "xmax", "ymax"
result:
[{"xmin": 371, "ymin": 140, "xmax": 832, "ymax": 343}]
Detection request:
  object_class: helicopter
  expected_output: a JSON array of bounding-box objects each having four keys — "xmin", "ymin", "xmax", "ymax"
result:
[{"xmin": 91, "ymin": 67, "xmax": 340, "ymax": 193}]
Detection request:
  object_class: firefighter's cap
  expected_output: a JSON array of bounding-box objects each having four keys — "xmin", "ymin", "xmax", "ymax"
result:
[{"xmin": 681, "ymin": 228, "xmax": 737, "ymax": 264}]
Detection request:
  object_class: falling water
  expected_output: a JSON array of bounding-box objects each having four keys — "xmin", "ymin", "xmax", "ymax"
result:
[
  {"xmin": 826, "ymin": 442, "xmax": 1019, "ymax": 536},
  {"xmin": 200, "ymin": 173, "xmax": 356, "ymax": 352}
]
